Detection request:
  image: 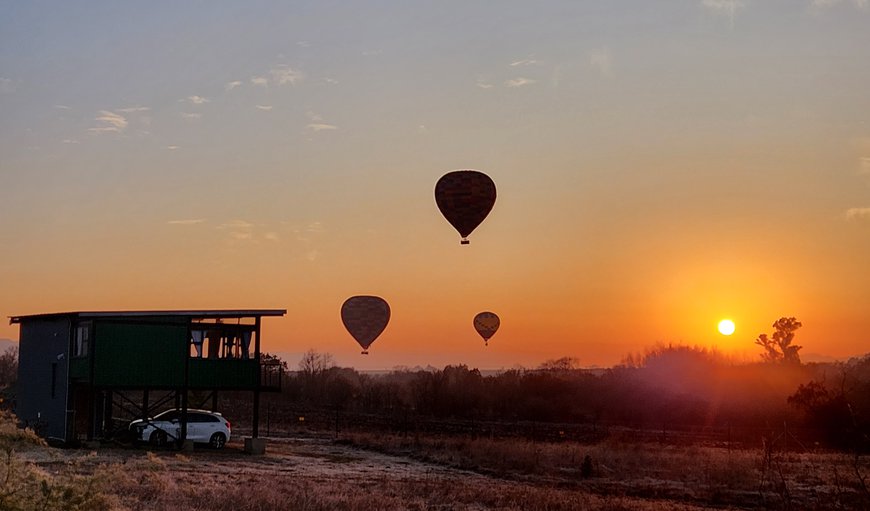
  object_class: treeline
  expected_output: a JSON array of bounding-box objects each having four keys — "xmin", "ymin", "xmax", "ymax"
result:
[{"xmin": 234, "ymin": 346, "xmax": 870, "ymax": 450}]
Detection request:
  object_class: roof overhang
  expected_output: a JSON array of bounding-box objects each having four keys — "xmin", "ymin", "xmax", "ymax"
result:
[{"xmin": 9, "ymin": 309, "xmax": 287, "ymax": 325}]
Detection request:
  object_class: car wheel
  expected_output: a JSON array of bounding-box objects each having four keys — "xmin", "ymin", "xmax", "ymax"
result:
[
  {"xmin": 209, "ymin": 432, "xmax": 226, "ymax": 449},
  {"xmin": 149, "ymin": 430, "xmax": 167, "ymax": 449}
]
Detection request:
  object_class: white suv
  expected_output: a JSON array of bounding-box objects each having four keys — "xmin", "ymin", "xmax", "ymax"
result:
[{"xmin": 128, "ymin": 409, "xmax": 231, "ymax": 449}]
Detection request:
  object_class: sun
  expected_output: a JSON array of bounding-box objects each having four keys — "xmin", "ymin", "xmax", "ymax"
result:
[{"xmin": 718, "ymin": 319, "xmax": 735, "ymax": 336}]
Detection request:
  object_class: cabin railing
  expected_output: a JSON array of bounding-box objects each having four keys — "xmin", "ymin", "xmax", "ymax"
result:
[{"xmin": 260, "ymin": 361, "xmax": 283, "ymax": 391}]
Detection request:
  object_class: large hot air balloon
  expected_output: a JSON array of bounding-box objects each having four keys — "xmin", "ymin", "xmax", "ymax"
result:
[
  {"xmin": 341, "ymin": 295, "xmax": 390, "ymax": 354},
  {"xmin": 435, "ymin": 170, "xmax": 496, "ymax": 245},
  {"xmin": 473, "ymin": 311, "xmax": 500, "ymax": 346}
]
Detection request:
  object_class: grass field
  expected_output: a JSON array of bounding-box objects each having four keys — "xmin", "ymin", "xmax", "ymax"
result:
[{"xmin": 3, "ymin": 412, "xmax": 869, "ymax": 510}]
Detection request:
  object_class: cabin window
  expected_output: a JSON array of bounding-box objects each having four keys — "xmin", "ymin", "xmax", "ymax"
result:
[
  {"xmin": 190, "ymin": 330, "xmax": 205, "ymax": 357},
  {"xmin": 189, "ymin": 328, "xmax": 253, "ymax": 359},
  {"xmin": 73, "ymin": 323, "xmax": 91, "ymax": 357}
]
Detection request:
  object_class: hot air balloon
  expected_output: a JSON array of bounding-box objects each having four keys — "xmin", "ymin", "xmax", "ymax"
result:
[
  {"xmin": 341, "ymin": 295, "xmax": 390, "ymax": 354},
  {"xmin": 473, "ymin": 311, "xmax": 500, "ymax": 346},
  {"xmin": 435, "ymin": 170, "xmax": 496, "ymax": 245}
]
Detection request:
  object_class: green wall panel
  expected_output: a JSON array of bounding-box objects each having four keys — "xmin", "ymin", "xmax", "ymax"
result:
[
  {"xmin": 69, "ymin": 358, "xmax": 89, "ymax": 381},
  {"xmin": 189, "ymin": 359, "xmax": 257, "ymax": 388},
  {"xmin": 93, "ymin": 322, "xmax": 187, "ymax": 386}
]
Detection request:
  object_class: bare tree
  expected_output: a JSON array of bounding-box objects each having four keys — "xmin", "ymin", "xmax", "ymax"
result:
[
  {"xmin": 755, "ymin": 317, "xmax": 802, "ymax": 364},
  {"xmin": 298, "ymin": 349, "xmax": 336, "ymax": 376},
  {"xmin": 538, "ymin": 357, "xmax": 579, "ymax": 371},
  {"xmin": 296, "ymin": 349, "xmax": 337, "ymax": 403},
  {"xmin": 0, "ymin": 347, "xmax": 17, "ymax": 389}
]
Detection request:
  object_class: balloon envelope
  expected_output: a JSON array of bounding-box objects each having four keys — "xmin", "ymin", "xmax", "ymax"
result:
[
  {"xmin": 473, "ymin": 311, "xmax": 500, "ymax": 345},
  {"xmin": 341, "ymin": 296, "xmax": 391, "ymax": 354},
  {"xmin": 435, "ymin": 170, "xmax": 496, "ymax": 244}
]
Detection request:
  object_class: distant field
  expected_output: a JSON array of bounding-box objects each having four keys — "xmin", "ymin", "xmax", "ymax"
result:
[{"xmin": 7, "ymin": 422, "xmax": 870, "ymax": 510}]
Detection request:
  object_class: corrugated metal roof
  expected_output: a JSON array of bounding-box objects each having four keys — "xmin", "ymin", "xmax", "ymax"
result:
[{"xmin": 9, "ymin": 309, "xmax": 287, "ymax": 324}]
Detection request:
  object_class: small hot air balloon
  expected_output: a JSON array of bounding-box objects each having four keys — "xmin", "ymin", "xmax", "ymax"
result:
[
  {"xmin": 473, "ymin": 311, "xmax": 500, "ymax": 346},
  {"xmin": 341, "ymin": 295, "xmax": 390, "ymax": 354},
  {"xmin": 435, "ymin": 170, "xmax": 496, "ymax": 245}
]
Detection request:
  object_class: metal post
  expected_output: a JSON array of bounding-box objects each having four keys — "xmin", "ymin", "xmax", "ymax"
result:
[
  {"xmin": 252, "ymin": 316, "xmax": 262, "ymax": 438},
  {"xmin": 181, "ymin": 320, "xmax": 191, "ymax": 447},
  {"xmin": 103, "ymin": 391, "xmax": 113, "ymax": 438}
]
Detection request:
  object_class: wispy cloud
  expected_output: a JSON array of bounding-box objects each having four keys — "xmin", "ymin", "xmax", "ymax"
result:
[
  {"xmin": 62, "ymin": 139, "xmax": 80, "ymax": 144},
  {"xmin": 812, "ymin": 0, "xmax": 868, "ymax": 9},
  {"xmin": 589, "ymin": 48, "xmax": 613, "ymax": 77},
  {"xmin": 860, "ymin": 156, "xmax": 870, "ymax": 175},
  {"xmin": 167, "ymin": 145, "xmax": 179, "ymax": 150},
  {"xmin": 271, "ymin": 65, "xmax": 304, "ymax": 85},
  {"xmin": 117, "ymin": 106, "xmax": 150, "ymax": 113},
  {"xmin": 476, "ymin": 79, "xmax": 494, "ymax": 89},
  {"xmin": 217, "ymin": 219, "xmax": 257, "ymax": 243},
  {"xmin": 181, "ymin": 112, "xmax": 201, "ymax": 120},
  {"xmin": 89, "ymin": 110, "xmax": 128, "ymax": 133},
  {"xmin": 251, "ymin": 65, "xmax": 305, "ymax": 87},
  {"xmin": 229, "ymin": 231, "xmax": 253, "ymax": 240},
  {"xmin": 306, "ymin": 221, "xmax": 325, "ymax": 233},
  {"xmin": 510, "ymin": 59, "xmax": 540, "ymax": 67},
  {"xmin": 219, "ymin": 220, "xmax": 254, "ymax": 230},
  {"xmin": 308, "ymin": 123, "xmax": 337, "ymax": 132},
  {"xmin": 845, "ymin": 207, "xmax": 870, "ymax": 221},
  {"xmin": 702, "ymin": 0, "xmax": 746, "ymax": 26},
  {"xmin": 225, "ymin": 80, "xmax": 242, "ymax": 91},
  {"xmin": 287, "ymin": 220, "xmax": 327, "ymax": 242},
  {"xmin": 306, "ymin": 112, "xmax": 337, "ymax": 132},
  {"xmin": 54, "ymin": 105, "xmax": 71, "ymax": 110},
  {"xmin": 168, "ymin": 219, "xmax": 206, "ymax": 225},
  {"xmin": 255, "ymin": 105, "xmax": 273, "ymax": 111},
  {"xmin": 88, "ymin": 106, "xmax": 150, "ymax": 134},
  {"xmin": 185, "ymin": 95, "xmax": 209, "ymax": 105},
  {"xmin": 324, "ymin": 78, "xmax": 339, "ymax": 85},
  {"xmin": 505, "ymin": 77, "xmax": 536, "ymax": 88},
  {"xmin": 0, "ymin": 78, "xmax": 14, "ymax": 93},
  {"xmin": 264, "ymin": 232, "xmax": 280, "ymax": 242}
]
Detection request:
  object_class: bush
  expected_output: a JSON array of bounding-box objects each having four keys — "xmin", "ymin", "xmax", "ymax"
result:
[{"xmin": 0, "ymin": 411, "xmax": 114, "ymax": 511}]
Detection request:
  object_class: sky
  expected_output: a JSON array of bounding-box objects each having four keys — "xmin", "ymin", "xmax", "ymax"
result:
[{"xmin": 2, "ymin": 1, "xmax": 870, "ymax": 370}]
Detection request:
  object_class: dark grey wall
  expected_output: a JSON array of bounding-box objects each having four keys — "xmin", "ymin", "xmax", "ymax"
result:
[{"xmin": 16, "ymin": 318, "xmax": 70, "ymax": 441}]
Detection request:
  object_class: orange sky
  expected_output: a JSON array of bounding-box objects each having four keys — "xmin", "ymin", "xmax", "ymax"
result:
[{"xmin": 2, "ymin": 2, "xmax": 870, "ymax": 370}]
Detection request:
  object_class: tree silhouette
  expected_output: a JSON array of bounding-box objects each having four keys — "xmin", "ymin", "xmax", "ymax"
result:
[
  {"xmin": 0, "ymin": 347, "xmax": 17, "ymax": 389},
  {"xmin": 755, "ymin": 317, "xmax": 803, "ymax": 364}
]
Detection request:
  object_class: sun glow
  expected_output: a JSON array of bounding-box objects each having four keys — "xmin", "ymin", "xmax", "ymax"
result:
[{"xmin": 718, "ymin": 319, "xmax": 735, "ymax": 336}]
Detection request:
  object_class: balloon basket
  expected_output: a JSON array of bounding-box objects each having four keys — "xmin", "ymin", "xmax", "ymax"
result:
[
  {"xmin": 361, "ymin": 350, "xmax": 369, "ymax": 355},
  {"xmin": 461, "ymin": 239, "xmax": 470, "ymax": 245}
]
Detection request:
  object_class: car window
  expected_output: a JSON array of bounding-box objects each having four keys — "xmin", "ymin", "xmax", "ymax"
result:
[
  {"xmin": 191, "ymin": 413, "xmax": 211, "ymax": 423},
  {"xmin": 155, "ymin": 410, "xmax": 179, "ymax": 421}
]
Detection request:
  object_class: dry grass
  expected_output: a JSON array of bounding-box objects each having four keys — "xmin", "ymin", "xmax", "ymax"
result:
[
  {"xmin": 5, "ymin": 402, "xmax": 869, "ymax": 511},
  {"xmin": 107, "ymin": 455, "xmax": 714, "ymax": 511},
  {"xmin": 339, "ymin": 430, "xmax": 870, "ymax": 510},
  {"xmin": 0, "ymin": 410, "xmax": 44, "ymax": 448}
]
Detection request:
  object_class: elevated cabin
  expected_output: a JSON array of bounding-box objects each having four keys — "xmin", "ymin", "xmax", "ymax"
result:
[{"xmin": 11, "ymin": 309, "xmax": 286, "ymax": 445}]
